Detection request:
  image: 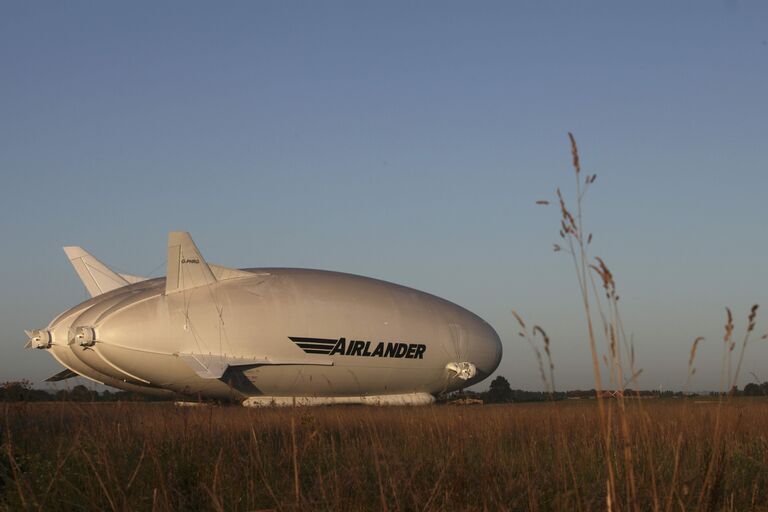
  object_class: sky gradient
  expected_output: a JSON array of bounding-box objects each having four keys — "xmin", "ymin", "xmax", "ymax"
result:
[{"xmin": 2, "ymin": 1, "xmax": 767, "ymax": 392}]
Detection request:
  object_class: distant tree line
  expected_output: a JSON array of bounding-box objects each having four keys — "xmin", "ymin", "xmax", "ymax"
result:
[
  {"xmin": 0, "ymin": 380, "xmax": 165, "ymax": 402},
  {"xmin": 742, "ymin": 381, "xmax": 768, "ymax": 396},
  {"xmin": 4, "ymin": 376, "xmax": 768, "ymax": 403},
  {"xmin": 443, "ymin": 376, "xmax": 768, "ymax": 404},
  {"xmin": 443, "ymin": 376, "xmax": 565, "ymax": 403}
]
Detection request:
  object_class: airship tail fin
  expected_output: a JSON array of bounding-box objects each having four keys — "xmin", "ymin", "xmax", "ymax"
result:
[
  {"xmin": 166, "ymin": 231, "xmax": 217, "ymax": 294},
  {"xmin": 63, "ymin": 246, "xmax": 133, "ymax": 297}
]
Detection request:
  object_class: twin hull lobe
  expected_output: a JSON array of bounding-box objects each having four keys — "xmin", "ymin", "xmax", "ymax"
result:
[
  {"xmin": 43, "ymin": 282, "xmax": 175, "ymax": 396},
  {"xmin": 47, "ymin": 269, "xmax": 502, "ymax": 400}
]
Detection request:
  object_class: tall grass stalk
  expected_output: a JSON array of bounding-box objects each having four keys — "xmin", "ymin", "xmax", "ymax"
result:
[
  {"xmin": 542, "ymin": 134, "xmax": 766, "ymax": 512},
  {"xmin": 546, "ymin": 133, "xmax": 638, "ymax": 509}
]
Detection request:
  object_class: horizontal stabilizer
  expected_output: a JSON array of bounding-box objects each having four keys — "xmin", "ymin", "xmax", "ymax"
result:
[
  {"xmin": 178, "ymin": 353, "xmax": 333, "ymax": 379},
  {"xmin": 45, "ymin": 369, "xmax": 78, "ymax": 382},
  {"xmin": 165, "ymin": 232, "xmax": 216, "ymax": 294},
  {"xmin": 63, "ymin": 246, "xmax": 130, "ymax": 297}
]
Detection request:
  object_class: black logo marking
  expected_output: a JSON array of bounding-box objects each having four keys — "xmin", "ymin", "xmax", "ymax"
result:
[
  {"xmin": 181, "ymin": 258, "xmax": 200, "ymax": 264},
  {"xmin": 288, "ymin": 337, "xmax": 427, "ymax": 359}
]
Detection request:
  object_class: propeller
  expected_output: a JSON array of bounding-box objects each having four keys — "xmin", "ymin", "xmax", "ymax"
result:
[
  {"xmin": 446, "ymin": 323, "xmax": 476, "ymax": 380},
  {"xmin": 72, "ymin": 326, "xmax": 97, "ymax": 347},
  {"xmin": 24, "ymin": 329, "xmax": 52, "ymax": 349},
  {"xmin": 440, "ymin": 323, "xmax": 477, "ymax": 396},
  {"xmin": 445, "ymin": 361, "xmax": 477, "ymax": 380}
]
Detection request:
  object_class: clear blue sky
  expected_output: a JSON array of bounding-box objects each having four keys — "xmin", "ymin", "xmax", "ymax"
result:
[{"xmin": 2, "ymin": 1, "xmax": 767, "ymax": 392}]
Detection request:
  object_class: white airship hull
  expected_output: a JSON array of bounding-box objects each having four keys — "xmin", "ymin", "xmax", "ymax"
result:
[{"xmin": 29, "ymin": 233, "xmax": 502, "ymax": 404}]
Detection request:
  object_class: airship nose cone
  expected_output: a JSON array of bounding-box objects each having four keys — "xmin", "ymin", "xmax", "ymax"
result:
[{"xmin": 470, "ymin": 322, "xmax": 503, "ymax": 382}]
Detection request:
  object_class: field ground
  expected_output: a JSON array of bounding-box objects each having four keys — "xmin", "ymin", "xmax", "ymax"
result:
[{"xmin": 2, "ymin": 399, "xmax": 767, "ymax": 511}]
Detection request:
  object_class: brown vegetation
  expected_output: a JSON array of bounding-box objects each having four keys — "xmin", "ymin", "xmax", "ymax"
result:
[{"xmin": 2, "ymin": 400, "xmax": 767, "ymax": 511}]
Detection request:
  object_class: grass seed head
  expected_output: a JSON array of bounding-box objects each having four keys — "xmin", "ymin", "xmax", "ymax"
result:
[
  {"xmin": 724, "ymin": 307, "xmax": 734, "ymax": 344},
  {"xmin": 590, "ymin": 257, "xmax": 616, "ymax": 296},
  {"xmin": 533, "ymin": 325, "xmax": 551, "ymax": 356},
  {"xmin": 747, "ymin": 304, "xmax": 759, "ymax": 332},
  {"xmin": 689, "ymin": 337, "xmax": 704, "ymax": 368},
  {"xmin": 568, "ymin": 132, "xmax": 580, "ymax": 174},
  {"xmin": 511, "ymin": 310, "xmax": 526, "ymax": 329}
]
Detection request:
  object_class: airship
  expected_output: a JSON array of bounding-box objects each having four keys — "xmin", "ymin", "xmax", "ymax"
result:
[{"xmin": 26, "ymin": 232, "xmax": 502, "ymax": 405}]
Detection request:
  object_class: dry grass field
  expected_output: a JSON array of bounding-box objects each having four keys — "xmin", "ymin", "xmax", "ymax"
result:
[{"xmin": 2, "ymin": 399, "xmax": 767, "ymax": 511}]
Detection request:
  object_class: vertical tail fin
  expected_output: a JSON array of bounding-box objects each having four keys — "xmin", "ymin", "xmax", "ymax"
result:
[
  {"xmin": 63, "ymin": 246, "xmax": 131, "ymax": 297},
  {"xmin": 165, "ymin": 232, "xmax": 217, "ymax": 294}
]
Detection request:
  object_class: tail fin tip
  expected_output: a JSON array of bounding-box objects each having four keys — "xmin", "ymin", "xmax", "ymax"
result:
[
  {"xmin": 165, "ymin": 231, "xmax": 216, "ymax": 294},
  {"xmin": 62, "ymin": 246, "xmax": 129, "ymax": 297}
]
